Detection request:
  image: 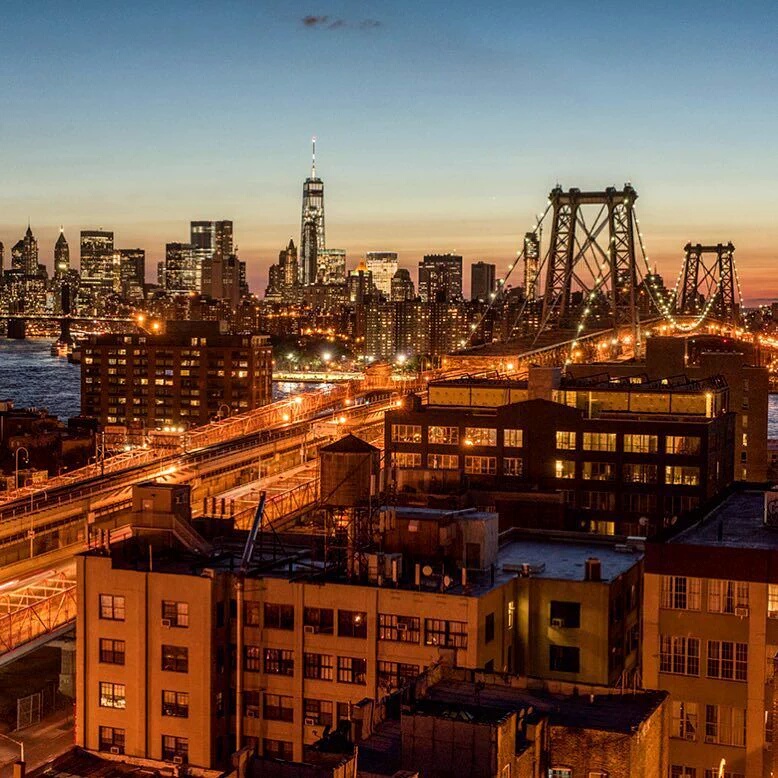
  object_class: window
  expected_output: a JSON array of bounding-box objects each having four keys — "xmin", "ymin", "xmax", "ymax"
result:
[
  {"xmin": 338, "ymin": 610, "xmax": 367, "ymax": 638},
  {"xmin": 162, "ymin": 690, "xmax": 189, "ymax": 718},
  {"xmin": 485, "ymin": 613, "xmax": 495, "ymax": 643},
  {"xmin": 707, "ymin": 640, "xmax": 748, "ymax": 681},
  {"xmin": 580, "ymin": 491, "xmax": 616, "ymax": 511},
  {"xmin": 264, "ymin": 603, "xmax": 294, "ymax": 630},
  {"xmin": 428, "ymin": 426, "xmax": 459, "ymax": 445},
  {"xmin": 556, "ymin": 431, "xmax": 576, "ymax": 450},
  {"xmin": 548, "ymin": 767, "xmax": 572, "ymax": 777},
  {"xmin": 582, "ymin": 461, "xmax": 615, "ymax": 481},
  {"xmin": 622, "ymin": 463, "xmax": 657, "ymax": 483},
  {"xmin": 427, "ymin": 453, "xmax": 459, "ymax": 470},
  {"xmin": 667, "ymin": 435, "xmax": 701, "ymax": 455},
  {"xmin": 503, "ymin": 457, "xmax": 523, "ymax": 476},
  {"xmin": 769, "ymin": 584, "xmax": 778, "ymax": 618},
  {"xmin": 660, "ymin": 635, "xmax": 700, "ymax": 676},
  {"xmin": 98, "ymin": 726, "xmax": 125, "ymax": 754},
  {"xmin": 504, "ymin": 429, "xmax": 523, "ymax": 447},
  {"xmin": 464, "ymin": 427, "xmax": 497, "ymax": 446},
  {"xmin": 264, "ymin": 648, "xmax": 294, "ymax": 676},
  {"xmin": 392, "ymin": 452, "xmax": 422, "ymax": 468},
  {"xmin": 245, "ymin": 645, "xmax": 262, "ymax": 671},
  {"xmin": 549, "ymin": 645, "xmax": 579, "ymax": 673},
  {"xmin": 665, "ymin": 466, "xmax": 700, "ymax": 486},
  {"xmin": 464, "ymin": 456, "xmax": 497, "ymax": 475},
  {"xmin": 162, "ymin": 735, "xmax": 189, "ymax": 762},
  {"xmin": 377, "ymin": 661, "xmax": 419, "ymax": 691},
  {"xmin": 582, "ymin": 432, "xmax": 616, "ymax": 452},
  {"xmin": 555, "ymin": 460, "xmax": 576, "ymax": 479},
  {"xmin": 304, "ymin": 652, "xmax": 333, "ymax": 681},
  {"xmin": 304, "ymin": 607, "xmax": 334, "ymax": 634},
  {"xmin": 623, "ymin": 434, "xmax": 657, "ymax": 453},
  {"xmin": 671, "ymin": 700, "xmax": 698, "ymax": 740},
  {"xmin": 99, "ymin": 681, "xmax": 126, "ymax": 710},
  {"xmin": 337, "ymin": 656, "xmax": 367, "ymax": 684},
  {"xmin": 661, "ymin": 576, "xmax": 701, "ymax": 610},
  {"xmin": 244, "ymin": 601, "xmax": 261, "ymax": 626},
  {"xmin": 391, "ymin": 424, "xmax": 422, "ymax": 443},
  {"xmin": 99, "ymin": 638, "xmax": 125, "ymax": 665},
  {"xmin": 703, "ymin": 771, "xmax": 744, "ymax": 778},
  {"xmin": 705, "ymin": 704, "xmax": 746, "ymax": 746},
  {"xmin": 304, "ymin": 698, "xmax": 333, "ymax": 727},
  {"xmin": 162, "ymin": 600, "xmax": 189, "ymax": 628},
  {"xmin": 99, "ymin": 594, "xmax": 125, "ymax": 621},
  {"xmin": 550, "ymin": 601, "xmax": 581, "ymax": 628},
  {"xmin": 425, "ymin": 619, "xmax": 467, "ymax": 648},
  {"xmin": 707, "ymin": 580, "xmax": 748, "ymax": 614},
  {"xmin": 264, "ymin": 694, "xmax": 294, "ymax": 722},
  {"xmin": 670, "ymin": 769, "xmax": 697, "ymax": 778},
  {"xmin": 379, "ymin": 613, "xmax": 420, "ymax": 643},
  {"xmin": 263, "ymin": 739, "xmax": 293, "ymax": 760},
  {"xmin": 244, "ymin": 690, "xmax": 260, "ymax": 718},
  {"xmin": 161, "ymin": 645, "xmax": 188, "ymax": 673}
]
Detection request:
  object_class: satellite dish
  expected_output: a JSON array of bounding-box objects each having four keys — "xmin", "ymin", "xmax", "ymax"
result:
[
  {"xmin": 422, "ymin": 565, "xmax": 433, "ymax": 577},
  {"xmin": 443, "ymin": 575, "xmax": 452, "ymax": 588}
]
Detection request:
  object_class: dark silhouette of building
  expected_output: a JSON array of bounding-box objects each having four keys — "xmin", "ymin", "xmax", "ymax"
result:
[
  {"xmin": 418, "ymin": 253, "xmax": 463, "ymax": 302},
  {"xmin": 471, "ymin": 261, "xmax": 496, "ymax": 302}
]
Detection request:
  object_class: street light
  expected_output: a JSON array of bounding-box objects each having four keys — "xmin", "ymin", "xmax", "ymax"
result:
[
  {"xmin": 216, "ymin": 404, "xmax": 230, "ymax": 421},
  {"xmin": 15, "ymin": 446, "xmax": 29, "ymax": 491}
]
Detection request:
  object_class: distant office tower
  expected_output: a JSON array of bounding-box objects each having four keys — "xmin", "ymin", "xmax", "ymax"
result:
[
  {"xmin": 280, "ymin": 239, "xmax": 298, "ymax": 287},
  {"xmin": 471, "ymin": 261, "xmax": 496, "ymax": 302},
  {"xmin": 80, "ymin": 230, "xmax": 114, "ymax": 299},
  {"xmin": 524, "ymin": 231, "xmax": 540, "ymax": 300},
  {"xmin": 118, "ymin": 248, "xmax": 145, "ymax": 300},
  {"xmin": 366, "ymin": 252, "xmax": 399, "ymax": 297},
  {"xmin": 11, "ymin": 225, "xmax": 39, "ymax": 276},
  {"xmin": 347, "ymin": 261, "xmax": 375, "ymax": 304},
  {"xmin": 165, "ymin": 243, "xmax": 197, "ymax": 293},
  {"xmin": 191, "ymin": 220, "xmax": 233, "ymax": 295},
  {"xmin": 300, "ymin": 139, "xmax": 325, "ymax": 285},
  {"xmin": 418, "ymin": 254, "xmax": 463, "ymax": 302},
  {"xmin": 317, "ymin": 248, "xmax": 346, "ymax": 285},
  {"xmin": 0, "ymin": 241, "xmax": 4, "ymax": 276},
  {"xmin": 54, "ymin": 228, "xmax": 70, "ymax": 277},
  {"xmin": 390, "ymin": 268, "xmax": 415, "ymax": 301}
]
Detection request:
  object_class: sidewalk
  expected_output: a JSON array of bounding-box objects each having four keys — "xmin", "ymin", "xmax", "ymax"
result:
[{"xmin": 0, "ymin": 707, "xmax": 74, "ymax": 778}]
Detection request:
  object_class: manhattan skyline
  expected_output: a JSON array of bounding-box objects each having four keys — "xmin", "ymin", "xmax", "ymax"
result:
[{"xmin": 1, "ymin": 0, "xmax": 776, "ymax": 301}]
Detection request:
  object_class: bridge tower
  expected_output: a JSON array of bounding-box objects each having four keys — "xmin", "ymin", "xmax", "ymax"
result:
[
  {"xmin": 539, "ymin": 184, "xmax": 640, "ymax": 339},
  {"xmin": 677, "ymin": 242, "xmax": 739, "ymax": 323}
]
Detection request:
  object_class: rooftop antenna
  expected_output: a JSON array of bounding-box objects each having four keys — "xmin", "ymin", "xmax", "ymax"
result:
[{"xmin": 311, "ymin": 136, "xmax": 317, "ymax": 178}]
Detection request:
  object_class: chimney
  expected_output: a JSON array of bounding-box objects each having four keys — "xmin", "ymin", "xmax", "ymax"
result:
[{"xmin": 584, "ymin": 558, "xmax": 602, "ymax": 582}]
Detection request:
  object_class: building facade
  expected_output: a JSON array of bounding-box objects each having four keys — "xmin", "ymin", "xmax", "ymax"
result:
[
  {"xmin": 470, "ymin": 261, "xmax": 496, "ymax": 302},
  {"xmin": 418, "ymin": 254, "xmax": 463, "ymax": 303},
  {"xmin": 365, "ymin": 252, "xmax": 399, "ymax": 298}
]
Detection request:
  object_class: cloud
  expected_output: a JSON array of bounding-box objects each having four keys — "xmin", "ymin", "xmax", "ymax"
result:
[{"xmin": 301, "ymin": 15, "xmax": 382, "ymax": 31}]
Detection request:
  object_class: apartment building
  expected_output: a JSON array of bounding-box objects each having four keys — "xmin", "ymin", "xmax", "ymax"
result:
[
  {"xmin": 643, "ymin": 489, "xmax": 778, "ymax": 778},
  {"xmin": 75, "ymin": 475, "xmax": 642, "ymax": 770},
  {"xmin": 81, "ymin": 320, "xmax": 272, "ymax": 429},
  {"xmin": 385, "ymin": 369, "xmax": 735, "ymax": 537}
]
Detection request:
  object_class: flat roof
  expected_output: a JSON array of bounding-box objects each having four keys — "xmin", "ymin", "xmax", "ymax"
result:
[
  {"xmin": 670, "ymin": 490, "xmax": 778, "ymax": 550},
  {"xmin": 496, "ymin": 538, "xmax": 641, "ymax": 583}
]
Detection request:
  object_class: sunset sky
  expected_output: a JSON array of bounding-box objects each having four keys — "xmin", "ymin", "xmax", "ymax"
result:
[{"xmin": 1, "ymin": 1, "xmax": 776, "ymax": 301}]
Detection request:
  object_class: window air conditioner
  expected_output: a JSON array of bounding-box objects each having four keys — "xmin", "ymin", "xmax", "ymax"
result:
[
  {"xmin": 161, "ymin": 618, "xmax": 172, "ymax": 628},
  {"xmin": 109, "ymin": 747, "xmax": 121, "ymax": 755},
  {"xmin": 304, "ymin": 717, "xmax": 317, "ymax": 726},
  {"xmin": 550, "ymin": 618, "xmax": 564, "ymax": 628},
  {"xmin": 173, "ymin": 756, "xmax": 184, "ymax": 764}
]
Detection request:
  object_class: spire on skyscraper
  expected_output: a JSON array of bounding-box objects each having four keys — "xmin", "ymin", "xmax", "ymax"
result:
[{"xmin": 311, "ymin": 136, "xmax": 317, "ymax": 178}]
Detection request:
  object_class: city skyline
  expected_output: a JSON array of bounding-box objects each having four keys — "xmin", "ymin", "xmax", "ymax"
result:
[{"xmin": 1, "ymin": 1, "xmax": 776, "ymax": 301}]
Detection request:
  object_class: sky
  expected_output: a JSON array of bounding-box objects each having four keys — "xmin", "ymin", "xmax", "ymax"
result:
[{"xmin": 1, "ymin": 0, "xmax": 776, "ymax": 301}]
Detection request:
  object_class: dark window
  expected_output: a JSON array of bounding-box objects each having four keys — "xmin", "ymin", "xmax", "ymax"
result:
[
  {"xmin": 263, "ymin": 739, "xmax": 293, "ymax": 760},
  {"xmin": 245, "ymin": 601, "xmax": 261, "ymax": 626},
  {"xmin": 550, "ymin": 601, "xmax": 581, "ymax": 628},
  {"xmin": 161, "ymin": 645, "xmax": 188, "ymax": 673},
  {"xmin": 99, "ymin": 638, "xmax": 125, "ymax": 665},
  {"xmin": 425, "ymin": 619, "xmax": 468, "ymax": 649},
  {"xmin": 162, "ymin": 690, "xmax": 189, "ymax": 718},
  {"xmin": 245, "ymin": 645, "xmax": 262, "ymax": 671},
  {"xmin": 485, "ymin": 613, "xmax": 495, "ymax": 643},
  {"xmin": 162, "ymin": 600, "xmax": 189, "ymax": 628},
  {"xmin": 304, "ymin": 652, "xmax": 333, "ymax": 681},
  {"xmin": 337, "ymin": 656, "xmax": 367, "ymax": 684},
  {"xmin": 264, "ymin": 648, "xmax": 294, "ymax": 676},
  {"xmin": 264, "ymin": 694, "xmax": 294, "ymax": 722},
  {"xmin": 99, "ymin": 594, "xmax": 125, "ymax": 621},
  {"xmin": 304, "ymin": 607, "xmax": 334, "ymax": 634},
  {"xmin": 264, "ymin": 603, "xmax": 294, "ymax": 630},
  {"xmin": 377, "ymin": 661, "xmax": 419, "ymax": 691},
  {"xmin": 98, "ymin": 726, "xmax": 125, "ymax": 753},
  {"xmin": 379, "ymin": 613, "xmax": 421, "ymax": 643},
  {"xmin": 244, "ymin": 690, "xmax": 260, "ymax": 718},
  {"xmin": 161, "ymin": 735, "xmax": 188, "ymax": 762},
  {"xmin": 549, "ymin": 644, "xmax": 580, "ymax": 673},
  {"xmin": 304, "ymin": 698, "xmax": 333, "ymax": 727},
  {"xmin": 338, "ymin": 610, "xmax": 367, "ymax": 638},
  {"xmin": 336, "ymin": 701, "xmax": 351, "ymax": 724},
  {"xmin": 216, "ymin": 602, "xmax": 224, "ymax": 627}
]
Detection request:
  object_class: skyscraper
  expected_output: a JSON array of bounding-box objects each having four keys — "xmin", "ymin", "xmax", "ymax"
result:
[
  {"xmin": 191, "ymin": 220, "xmax": 233, "ymax": 296},
  {"xmin": 366, "ymin": 251, "xmax": 399, "ymax": 297},
  {"xmin": 317, "ymin": 248, "xmax": 346, "ymax": 284},
  {"xmin": 54, "ymin": 228, "xmax": 70, "ymax": 277},
  {"xmin": 390, "ymin": 267, "xmax": 415, "ymax": 301},
  {"xmin": 12, "ymin": 225, "xmax": 39, "ymax": 276},
  {"xmin": 523, "ymin": 231, "xmax": 540, "ymax": 300},
  {"xmin": 165, "ymin": 243, "xmax": 197, "ymax": 293},
  {"xmin": 418, "ymin": 253, "xmax": 463, "ymax": 302},
  {"xmin": 80, "ymin": 229, "xmax": 114, "ymax": 300},
  {"xmin": 300, "ymin": 138, "xmax": 325, "ymax": 286},
  {"xmin": 118, "ymin": 248, "xmax": 145, "ymax": 300},
  {"xmin": 471, "ymin": 261, "xmax": 496, "ymax": 302}
]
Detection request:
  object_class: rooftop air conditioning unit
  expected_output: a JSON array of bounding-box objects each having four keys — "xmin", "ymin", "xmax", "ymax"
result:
[{"xmin": 161, "ymin": 618, "xmax": 172, "ymax": 628}]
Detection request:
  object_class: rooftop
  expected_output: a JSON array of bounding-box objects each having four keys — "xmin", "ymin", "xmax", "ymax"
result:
[{"xmin": 670, "ymin": 490, "xmax": 778, "ymax": 550}]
